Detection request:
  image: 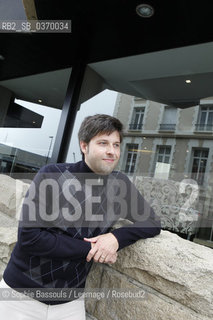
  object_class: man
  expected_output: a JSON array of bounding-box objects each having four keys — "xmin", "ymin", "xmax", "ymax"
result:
[{"xmin": 0, "ymin": 114, "xmax": 161, "ymax": 319}]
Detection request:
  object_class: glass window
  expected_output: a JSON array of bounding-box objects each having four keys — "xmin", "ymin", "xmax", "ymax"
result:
[
  {"xmin": 196, "ymin": 105, "xmax": 213, "ymax": 131},
  {"xmin": 129, "ymin": 107, "xmax": 144, "ymax": 130},
  {"xmin": 156, "ymin": 146, "xmax": 171, "ymax": 163},
  {"xmin": 160, "ymin": 106, "xmax": 177, "ymax": 131},
  {"xmin": 152, "ymin": 145, "xmax": 171, "ymax": 179},
  {"xmin": 124, "ymin": 144, "xmax": 138, "ymax": 174},
  {"xmin": 191, "ymin": 148, "xmax": 209, "ymax": 185}
]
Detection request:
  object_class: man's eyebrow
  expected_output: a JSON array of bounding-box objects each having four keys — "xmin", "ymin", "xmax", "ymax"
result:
[{"xmin": 96, "ymin": 139, "xmax": 120, "ymax": 143}]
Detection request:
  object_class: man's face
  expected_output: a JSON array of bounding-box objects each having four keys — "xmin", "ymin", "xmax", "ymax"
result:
[{"xmin": 80, "ymin": 131, "xmax": 121, "ymax": 175}]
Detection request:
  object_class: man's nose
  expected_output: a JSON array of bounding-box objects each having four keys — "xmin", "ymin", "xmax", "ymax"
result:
[{"xmin": 106, "ymin": 144, "xmax": 115, "ymax": 154}]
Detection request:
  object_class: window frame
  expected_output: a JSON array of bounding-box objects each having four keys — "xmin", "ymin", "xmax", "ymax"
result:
[
  {"xmin": 123, "ymin": 143, "xmax": 139, "ymax": 174},
  {"xmin": 190, "ymin": 148, "xmax": 209, "ymax": 185},
  {"xmin": 129, "ymin": 106, "xmax": 145, "ymax": 130}
]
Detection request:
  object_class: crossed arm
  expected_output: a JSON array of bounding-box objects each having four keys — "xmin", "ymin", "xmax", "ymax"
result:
[{"xmin": 20, "ymin": 168, "xmax": 160, "ymax": 265}]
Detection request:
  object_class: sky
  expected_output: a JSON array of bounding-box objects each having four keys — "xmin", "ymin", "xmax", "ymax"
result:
[{"xmin": 0, "ymin": 89, "xmax": 118, "ymax": 162}]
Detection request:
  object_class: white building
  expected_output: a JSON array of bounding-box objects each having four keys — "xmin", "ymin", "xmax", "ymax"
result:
[{"xmin": 114, "ymin": 93, "xmax": 213, "ymax": 247}]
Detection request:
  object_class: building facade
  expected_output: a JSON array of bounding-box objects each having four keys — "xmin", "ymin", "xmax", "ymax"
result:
[
  {"xmin": 0, "ymin": 143, "xmax": 48, "ymax": 177},
  {"xmin": 114, "ymin": 93, "xmax": 213, "ymax": 246}
]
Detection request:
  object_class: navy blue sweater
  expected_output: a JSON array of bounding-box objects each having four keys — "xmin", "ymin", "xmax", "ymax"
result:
[{"xmin": 3, "ymin": 160, "xmax": 161, "ymax": 304}]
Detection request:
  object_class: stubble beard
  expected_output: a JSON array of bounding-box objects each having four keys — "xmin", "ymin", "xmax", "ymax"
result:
[{"xmin": 95, "ymin": 162, "xmax": 117, "ymax": 175}]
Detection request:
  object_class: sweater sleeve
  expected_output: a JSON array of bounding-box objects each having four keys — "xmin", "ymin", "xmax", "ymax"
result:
[
  {"xmin": 18, "ymin": 165, "xmax": 91, "ymax": 260},
  {"xmin": 18, "ymin": 227, "xmax": 91, "ymax": 260},
  {"xmin": 110, "ymin": 174, "xmax": 161, "ymax": 250}
]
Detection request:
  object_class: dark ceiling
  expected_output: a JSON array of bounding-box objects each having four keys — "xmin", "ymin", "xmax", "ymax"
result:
[
  {"xmin": 1, "ymin": 0, "xmax": 213, "ymax": 109},
  {"xmin": 1, "ymin": 0, "xmax": 213, "ymax": 81}
]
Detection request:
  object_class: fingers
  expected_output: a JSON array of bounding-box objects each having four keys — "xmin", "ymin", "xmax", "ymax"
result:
[
  {"xmin": 102, "ymin": 252, "xmax": 118, "ymax": 264},
  {"xmin": 86, "ymin": 246, "xmax": 118, "ymax": 264},
  {"xmin": 93, "ymin": 250, "xmax": 105, "ymax": 263},
  {"xmin": 98, "ymin": 254, "xmax": 107, "ymax": 263},
  {"xmin": 90, "ymin": 246, "xmax": 111, "ymax": 263},
  {"xmin": 86, "ymin": 245, "xmax": 99, "ymax": 262},
  {"xmin": 84, "ymin": 236, "xmax": 99, "ymax": 243},
  {"xmin": 108, "ymin": 252, "xmax": 118, "ymax": 264},
  {"xmin": 85, "ymin": 233, "xmax": 119, "ymax": 263}
]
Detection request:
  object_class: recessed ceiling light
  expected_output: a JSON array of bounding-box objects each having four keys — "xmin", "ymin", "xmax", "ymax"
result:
[
  {"xmin": 136, "ymin": 4, "xmax": 154, "ymax": 18},
  {"xmin": 38, "ymin": 99, "xmax": 42, "ymax": 103},
  {"xmin": 185, "ymin": 80, "xmax": 191, "ymax": 84}
]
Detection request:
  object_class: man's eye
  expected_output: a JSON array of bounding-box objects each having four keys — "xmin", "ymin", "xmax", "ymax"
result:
[
  {"xmin": 114, "ymin": 144, "xmax": 120, "ymax": 148},
  {"xmin": 99, "ymin": 142, "xmax": 106, "ymax": 145}
]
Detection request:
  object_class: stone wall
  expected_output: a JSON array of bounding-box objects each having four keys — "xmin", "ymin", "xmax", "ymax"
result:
[
  {"xmin": 0, "ymin": 175, "xmax": 29, "ymax": 277},
  {"xmin": 0, "ymin": 174, "xmax": 212, "ymax": 320},
  {"xmin": 85, "ymin": 228, "xmax": 213, "ymax": 320}
]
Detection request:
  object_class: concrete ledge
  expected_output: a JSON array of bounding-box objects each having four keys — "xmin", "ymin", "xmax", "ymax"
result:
[{"xmin": 85, "ymin": 230, "xmax": 213, "ymax": 320}]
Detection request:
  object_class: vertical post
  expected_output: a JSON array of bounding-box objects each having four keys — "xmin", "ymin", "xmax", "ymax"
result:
[
  {"xmin": 50, "ymin": 62, "xmax": 86, "ymax": 163},
  {"xmin": 46, "ymin": 136, "xmax": 54, "ymax": 164},
  {"xmin": 10, "ymin": 147, "xmax": 18, "ymax": 176}
]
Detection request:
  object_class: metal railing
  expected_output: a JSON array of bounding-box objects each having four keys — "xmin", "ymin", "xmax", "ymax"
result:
[
  {"xmin": 195, "ymin": 124, "xmax": 213, "ymax": 132},
  {"xmin": 159, "ymin": 123, "xmax": 176, "ymax": 131},
  {"xmin": 129, "ymin": 123, "xmax": 143, "ymax": 130}
]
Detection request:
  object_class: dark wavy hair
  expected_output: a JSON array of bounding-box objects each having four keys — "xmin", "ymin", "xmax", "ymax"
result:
[{"xmin": 78, "ymin": 114, "xmax": 123, "ymax": 147}]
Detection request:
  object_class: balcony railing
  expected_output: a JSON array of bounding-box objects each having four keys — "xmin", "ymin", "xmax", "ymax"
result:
[
  {"xmin": 129, "ymin": 123, "xmax": 143, "ymax": 130},
  {"xmin": 159, "ymin": 124, "xmax": 176, "ymax": 131},
  {"xmin": 195, "ymin": 124, "xmax": 213, "ymax": 132}
]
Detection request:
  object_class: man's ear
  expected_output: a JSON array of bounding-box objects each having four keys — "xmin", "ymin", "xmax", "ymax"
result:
[{"xmin": 80, "ymin": 141, "xmax": 88, "ymax": 154}]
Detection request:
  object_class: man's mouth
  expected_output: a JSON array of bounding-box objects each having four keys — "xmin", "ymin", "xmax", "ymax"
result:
[{"xmin": 103, "ymin": 159, "xmax": 115, "ymax": 163}]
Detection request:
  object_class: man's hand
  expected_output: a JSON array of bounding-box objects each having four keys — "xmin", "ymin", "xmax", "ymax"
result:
[{"xmin": 84, "ymin": 233, "xmax": 119, "ymax": 264}]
